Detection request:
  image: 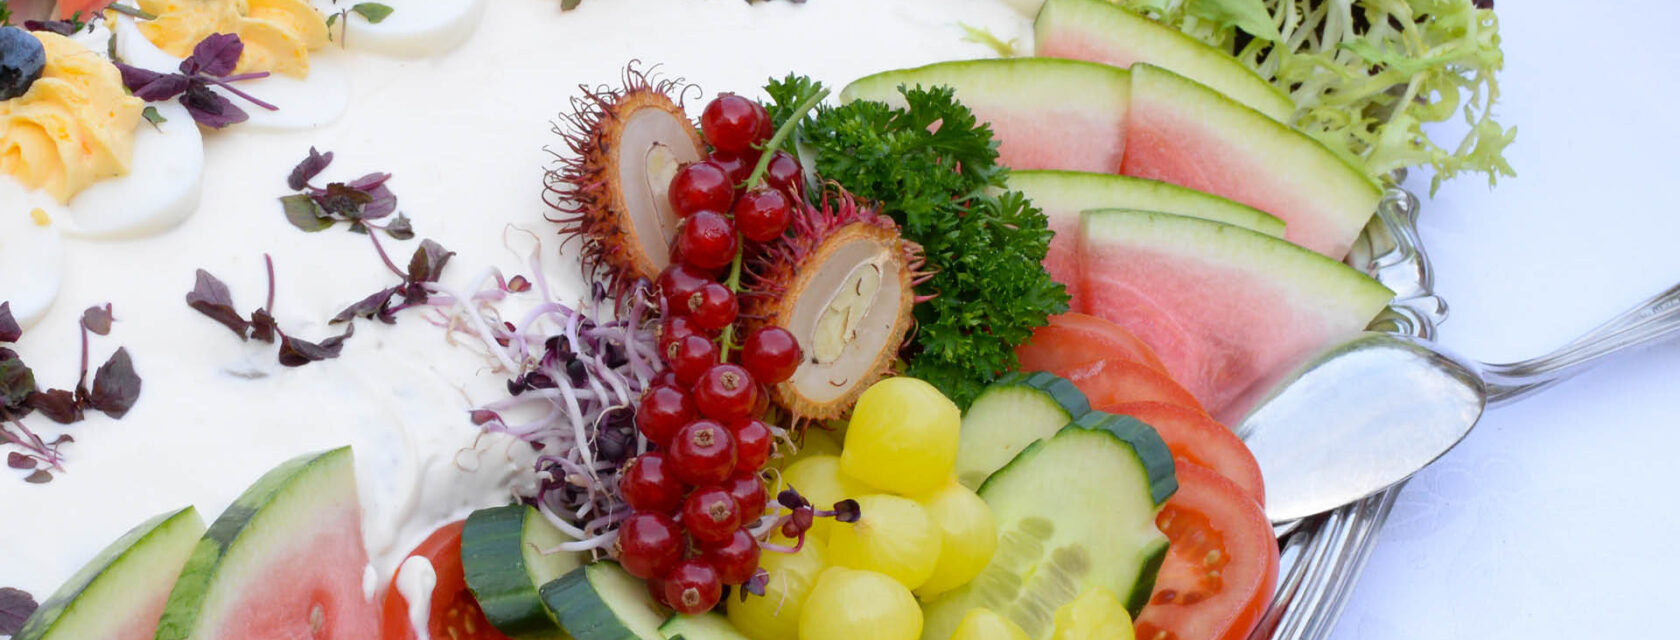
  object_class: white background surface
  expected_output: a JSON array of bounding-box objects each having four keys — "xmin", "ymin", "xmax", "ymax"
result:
[{"xmin": 1330, "ymin": 1, "xmax": 1680, "ymax": 638}]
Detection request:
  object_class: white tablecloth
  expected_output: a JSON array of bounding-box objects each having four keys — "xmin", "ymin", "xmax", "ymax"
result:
[{"xmin": 1330, "ymin": 2, "xmax": 1680, "ymax": 638}]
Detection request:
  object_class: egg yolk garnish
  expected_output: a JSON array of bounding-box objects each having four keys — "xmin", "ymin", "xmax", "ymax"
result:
[
  {"xmin": 137, "ymin": 0, "xmax": 330, "ymax": 79},
  {"xmin": 0, "ymin": 32, "xmax": 142, "ymax": 204}
]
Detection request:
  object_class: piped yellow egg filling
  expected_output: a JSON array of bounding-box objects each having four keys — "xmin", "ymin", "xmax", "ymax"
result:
[
  {"xmin": 137, "ymin": 0, "xmax": 329, "ymax": 79},
  {"xmin": 0, "ymin": 33, "xmax": 142, "ymax": 204}
]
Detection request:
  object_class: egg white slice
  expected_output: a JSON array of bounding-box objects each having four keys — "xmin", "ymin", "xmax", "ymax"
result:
[
  {"xmin": 311, "ymin": 0, "xmax": 486, "ymax": 56},
  {"xmin": 0, "ymin": 191, "xmax": 67, "ymax": 330},
  {"xmin": 59, "ymin": 101, "xmax": 205, "ymax": 239},
  {"xmin": 113, "ymin": 16, "xmax": 350, "ymax": 131}
]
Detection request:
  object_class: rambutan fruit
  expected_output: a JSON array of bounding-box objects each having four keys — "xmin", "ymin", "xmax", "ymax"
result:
[
  {"xmin": 545, "ymin": 63, "xmax": 706, "ymax": 296},
  {"xmin": 741, "ymin": 184, "xmax": 931, "ymax": 422}
]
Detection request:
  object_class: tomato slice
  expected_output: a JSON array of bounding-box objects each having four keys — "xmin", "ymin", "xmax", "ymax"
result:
[
  {"xmin": 54, "ymin": 0, "xmax": 114, "ymax": 19},
  {"xmin": 1107, "ymin": 402, "xmax": 1264, "ymax": 506},
  {"xmin": 1054, "ymin": 358, "xmax": 1205, "ymax": 414},
  {"xmin": 380, "ymin": 521, "xmax": 511, "ymax": 640},
  {"xmin": 1136, "ymin": 463, "xmax": 1278, "ymax": 640},
  {"xmin": 1017, "ymin": 313, "xmax": 1170, "ymax": 376}
]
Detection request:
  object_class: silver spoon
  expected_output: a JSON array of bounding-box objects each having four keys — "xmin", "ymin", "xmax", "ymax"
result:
[{"xmin": 1235, "ymin": 282, "xmax": 1680, "ymax": 524}]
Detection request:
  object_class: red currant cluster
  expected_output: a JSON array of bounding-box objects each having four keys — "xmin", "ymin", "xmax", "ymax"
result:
[{"xmin": 613, "ymin": 93, "xmax": 808, "ymax": 615}]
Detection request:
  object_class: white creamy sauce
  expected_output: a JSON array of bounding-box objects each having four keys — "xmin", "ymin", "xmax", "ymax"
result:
[
  {"xmin": 395, "ymin": 556, "xmax": 438, "ymax": 640},
  {"xmin": 0, "ymin": 0, "xmax": 1030, "ymax": 596}
]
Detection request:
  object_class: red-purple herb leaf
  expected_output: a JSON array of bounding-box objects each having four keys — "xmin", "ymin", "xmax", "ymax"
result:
[
  {"xmin": 280, "ymin": 194, "xmax": 333, "ymax": 232},
  {"xmin": 183, "ymin": 32, "xmax": 243, "ymax": 77},
  {"xmin": 249, "ymin": 309, "xmax": 278, "ymax": 343},
  {"xmin": 0, "ymin": 587, "xmax": 38, "ymax": 635},
  {"xmin": 26, "ymin": 388, "xmax": 82, "ymax": 424},
  {"xmin": 6, "ymin": 452, "xmax": 34, "ymax": 470},
  {"xmin": 407, "ymin": 239, "xmax": 454, "ymax": 284},
  {"xmin": 742, "ymin": 569, "xmax": 770, "ymax": 598},
  {"xmin": 276, "ymin": 323, "xmax": 354, "ymax": 367},
  {"xmin": 186, "ymin": 269, "xmax": 250, "ymax": 339},
  {"xmin": 182, "ymin": 82, "xmax": 249, "ymax": 129},
  {"xmin": 88, "ymin": 348, "xmax": 140, "ymax": 419},
  {"xmin": 23, "ymin": 469, "xmax": 51, "ymax": 484},
  {"xmin": 130, "ymin": 72, "xmax": 191, "ymax": 102},
  {"xmin": 384, "ymin": 213, "xmax": 414, "ymax": 240},
  {"xmin": 469, "ymin": 409, "xmax": 499, "ymax": 425},
  {"xmin": 345, "ymin": 172, "xmax": 391, "ymax": 191},
  {"xmin": 360, "ymin": 183, "xmax": 397, "ymax": 219},
  {"xmin": 319, "ymin": 183, "xmax": 375, "ymax": 218},
  {"xmin": 0, "ymin": 302, "xmax": 21, "ymax": 343},
  {"xmin": 23, "ymin": 19, "xmax": 81, "ymax": 36},
  {"xmin": 0, "ymin": 354, "xmax": 37, "ymax": 415},
  {"xmin": 331, "ymin": 287, "xmax": 399, "ymax": 324},
  {"xmin": 506, "ymin": 275, "xmax": 531, "ymax": 293},
  {"xmin": 81, "ymin": 304, "xmax": 113, "ymax": 336},
  {"xmin": 776, "ymin": 488, "xmax": 809, "ymax": 510},
  {"xmin": 287, "ymin": 147, "xmax": 333, "ymax": 190}
]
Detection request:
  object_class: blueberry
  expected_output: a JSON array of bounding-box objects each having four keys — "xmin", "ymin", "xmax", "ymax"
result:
[{"xmin": 1, "ymin": 26, "xmax": 47, "ymax": 101}]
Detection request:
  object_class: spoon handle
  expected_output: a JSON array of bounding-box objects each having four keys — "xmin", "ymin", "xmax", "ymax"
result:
[{"xmin": 1482, "ymin": 282, "xmax": 1680, "ymax": 403}]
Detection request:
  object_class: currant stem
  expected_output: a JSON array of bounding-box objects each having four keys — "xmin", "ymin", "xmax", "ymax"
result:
[{"xmin": 719, "ymin": 87, "xmax": 830, "ymax": 352}]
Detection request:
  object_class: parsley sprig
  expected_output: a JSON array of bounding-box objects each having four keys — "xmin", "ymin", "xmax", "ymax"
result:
[{"xmin": 764, "ymin": 76, "xmax": 1068, "ymax": 408}]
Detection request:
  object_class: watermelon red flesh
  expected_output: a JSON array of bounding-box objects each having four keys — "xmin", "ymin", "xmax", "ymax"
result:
[
  {"xmin": 839, "ymin": 59, "xmax": 1131, "ymax": 173},
  {"xmin": 1079, "ymin": 210, "xmax": 1392, "ymax": 422},
  {"xmin": 215, "ymin": 503, "xmax": 378, "ymax": 639},
  {"xmin": 1121, "ymin": 64, "xmax": 1379, "ymax": 259}
]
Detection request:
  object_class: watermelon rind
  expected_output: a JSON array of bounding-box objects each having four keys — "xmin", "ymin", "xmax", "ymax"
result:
[
  {"xmin": 1008, "ymin": 170, "xmax": 1286, "ymax": 237},
  {"xmin": 14, "ymin": 508, "xmax": 205, "ymax": 640},
  {"xmin": 153, "ymin": 447, "xmax": 363, "ymax": 640},
  {"xmin": 1034, "ymin": 0, "xmax": 1295, "ymax": 121}
]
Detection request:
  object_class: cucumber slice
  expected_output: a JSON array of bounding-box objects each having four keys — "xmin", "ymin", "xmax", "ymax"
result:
[
  {"xmin": 657, "ymin": 613, "xmax": 750, "ymax": 640},
  {"xmin": 955, "ymin": 371, "xmax": 1091, "ymax": 490},
  {"xmin": 922, "ymin": 415, "xmax": 1176, "ymax": 640},
  {"xmin": 14, "ymin": 507, "xmax": 205, "ymax": 640},
  {"xmin": 464, "ymin": 505, "xmax": 583, "ymax": 639},
  {"xmin": 540, "ymin": 563, "xmax": 668, "ymax": 640}
]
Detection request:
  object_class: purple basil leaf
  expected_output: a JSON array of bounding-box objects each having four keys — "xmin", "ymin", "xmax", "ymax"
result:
[
  {"xmin": 89, "ymin": 348, "xmax": 141, "ymax": 419},
  {"xmin": 276, "ymin": 323, "xmax": 354, "ymax": 367},
  {"xmin": 345, "ymin": 172, "xmax": 391, "ymax": 191},
  {"xmin": 318, "ymin": 183, "xmax": 374, "ymax": 218},
  {"xmin": 186, "ymin": 32, "xmax": 244, "ymax": 77},
  {"xmin": 279, "ymin": 194, "xmax": 333, "ymax": 232},
  {"xmin": 23, "ymin": 19, "xmax": 77, "ymax": 36},
  {"xmin": 0, "ymin": 587, "xmax": 37, "ymax": 635},
  {"xmin": 287, "ymin": 147, "xmax": 334, "ymax": 191},
  {"xmin": 27, "ymin": 388, "xmax": 82, "ymax": 424},
  {"xmin": 383, "ymin": 213, "xmax": 414, "ymax": 241},
  {"xmin": 360, "ymin": 182, "xmax": 397, "ymax": 219},
  {"xmin": 331, "ymin": 287, "xmax": 399, "ymax": 324},
  {"xmin": 407, "ymin": 239, "xmax": 454, "ymax": 284},
  {"xmin": 0, "ymin": 302, "xmax": 20, "ymax": 342},
  {"xmin": 186, "ymin": 269, "xmax": 250, "ymax": 339},
  {"xmin": 742, "ymin": 569, "xmax": 770, "ymax": 598},
  {"xmin": 249, "ymin": 309, "xmax": 278, "ymax": 343},
  {"xmin": 132, "ymin": 73, "xmax": 192, "ymax": 102},
  {"xmin": 6, "ymin": 452, "xmax": 35, "ymax": 470},
  {"xmin": 0, "ymin": 354, "xmax": 37, "ymax": 412},
  {"xmin": 115, "ymin": 63, "xmax": 164, "ymax": 93},
  {"xmin": 469, "ymin": 409, "xmax": 500, "ymax": 425},
  {"xmin": 81, "ymin": 304, "xmax": 113, "ymax": 335},
  {"xmin": 23, "ymin": 469, "xmax": 51, "ymax": 484},
  {"xmin": 181, "ymin": 83, "xmax": 248, "ymax": 129}
]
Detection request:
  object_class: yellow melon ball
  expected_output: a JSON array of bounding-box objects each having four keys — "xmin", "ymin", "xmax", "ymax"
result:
[
  {"xmin": 772, "ymin": 427, "xmax": 843, "ymax": 471},
  {"xmin": 913, "ymin": 478, "xmax": 999, "ymax": 598},
  {"xmin": 826, "ymin": 494, "xmax": 941, "ymax": 590},
  {"xmin": 798, "ymin": 567, "xmax": 921, "ymax": 640},
  {"xmin": 727, "ymin": 535, "xmax": 828, "ymax": 640},
  {"xmin": 952, "ymin": 607, "xmax": 1032, "ymax": 640},
  {"xmin": 1050, "ymin": 588, "xmax": 1135, "ymax": 640},
  {"xmin": 840, "ymin": 377, "xmax": 961, "ymax": 496},
  {"xmin": 777, "ymin": 455, "xmax": 870, "ymax": 543}
]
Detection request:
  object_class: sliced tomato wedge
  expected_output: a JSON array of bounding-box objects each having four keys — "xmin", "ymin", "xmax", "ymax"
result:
[
  {"xmin": 1108, "ymin": 401, "xmax": 1264, "ymax": 506},
  {"xmin": 380, "ymin": 521, "xmax": 511, "ymax": 640},
  {"xmin": 1017, "ymin": 312, "xmax": 1170, "ymax": 375},
  {"xmin": 1136, "ymin": 463, "xmax": 1278, "ymax": 640},
  {"xmin": 54, "ymin": 0, "xmax": 114, "ymax": 19},
  {"xmin": 1054, "ymin": 357, "xmax": 1206, "ymax": 414}
]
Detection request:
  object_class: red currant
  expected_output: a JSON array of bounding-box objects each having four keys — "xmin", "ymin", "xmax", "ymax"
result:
[
  {"xmin": 646, "ymin": 575, "xmax": 672, "ymax": 608},
  {"xmin": 703, "ymin": 529, "xmax": 762, "ymax": 586},
  {"xmin": 635, "ymin": 386, "xmax": 694, "ymax": 448},
  {"xmin": 652, "ymin": 370, "xmax": 679, "ymax": 388},
  {"xmin": 722, "ymin": 470, "xmax": 768, "ymax": 520},
  {"xmin": 677, "ymin": 210, "xmax": 738, "ymax": 271},
  {"xmin": 702, "ymin": 94, "xmax": 766, "ymax": 154},
  {"xmin": 620, "ymin": 453, "xmax": 686, "ymax": 513},
  {"xmin": 662, "ymin": 560, "xmax": 723, "ymax": 615},
  {"xmin": 667, "ymin": 420, "xmax": 736, "ymax": 486},
  {"xmin": 668, "ymin": 161, "xmax": 734, "ymax": 218},
  {"xmin": 728, "ymin": 419, "xmax": 772, "ymax": 472},
  {"xmin": 616, "ymin": 512, "xmax": 683, "ymax": 579},
  {"xmin": 687, "ymin": 282, "xmax": 737, "ymax": 332},
  {"xmin": 764, "ymin": 150, "xmax": 803, "ymax": 191},
  {"xmin": 733, "ymin": 188, "xmax": 793, "ymax": 243},
  {"xmin": 659, "ymin": 316, "xmax": 706, "ymax": 364},
  {"xmin": 709, "ymin": 149, "xmax": 759, "ymax": 192},
  {"xmin": 751, "ymin": 383, "xmax": 770, "ymax": 417},
  {"xmin": 657, "ymin": 263, "xmax": 713, "ymax": 317},
  {"xmin": 693, "ymin": 364, "xmax": 758, "ymax": 423},
  {"xmin": 752, "ymin": 102, "xmax": 773, "ymax": 144},
  {"xmin": 669, "ymin": 334, "xmax": 719, "ymax": 388},
  {"xmin": 682, "ymin": 486, "xmax": 742, "ymax": 545},
  {"xmin": 741, "ymin": 326, "xmax": 803, "ymax": 384}
]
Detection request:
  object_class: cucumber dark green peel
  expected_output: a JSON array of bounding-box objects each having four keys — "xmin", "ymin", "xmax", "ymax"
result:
[
  {"xmin": 540, "ymin": 563, "xmax": 667, "ymax": 640},
  {"xmin": 463, "ymin": 505, "xmax": 567, "ymax": 639},
  {"xmin": 1066, "ymin": 412, "xmax": 1178, "ymax": 505}
]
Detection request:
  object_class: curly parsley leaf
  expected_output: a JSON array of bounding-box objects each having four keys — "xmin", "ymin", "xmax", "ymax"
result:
[{"xmin": 767, "ymin": 76, "xmax": 1068, "ymax": 407}]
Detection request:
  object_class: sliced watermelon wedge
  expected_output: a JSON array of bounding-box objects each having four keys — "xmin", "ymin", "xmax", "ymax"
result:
[
  {"xmin": 840, "ymin": 58, "xmax": 1131, "ymax": 173},
  {"xmin": 1079, "ymin": 210, "xmax": 1392, "ymax": 422},
  {"xmin": 13, "ymin": 508, "xmax": 204, "ymax": 640},
  {"xmin": 154, "ymin": 447, "xmax": 379, "ymax": 640},
  {"xmin": 1007, "ymin": 170, "xmax": 1284, "ymax": 309},
  {"xmin": 1121, "ymin": 64, "xmax": 1380, "ymax": 259},
  {"xmin": 1034, "ymin": 0, "xmax": 1295, "ymax": 122}
]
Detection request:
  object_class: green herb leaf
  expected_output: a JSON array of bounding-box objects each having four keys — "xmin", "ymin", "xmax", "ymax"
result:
[
  {"xmin": 561, "ymin": 0, "xmax": 583, "ymax": 10},
  {"xmin": 279, "ymin": 194, "xmax": 334, "ymax": 232},
  {"xmin": 141, "ymin": 105, "xmax": 167, "ymax": 127},
  {"xmin": 351, "ymin": 2, "xmax": 394, "ymax": 23},
  {"xmin": 1185, "ymin": 0, "xmax": 1280, "ymax": 40},
  {"xmin": 326, "ymin": 12, "xmax": 339, "ymax": 28}
]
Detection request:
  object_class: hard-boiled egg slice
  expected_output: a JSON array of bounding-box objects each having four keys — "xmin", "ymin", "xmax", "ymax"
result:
[
  {"xmin": 0, "ymin": 193, "xmax": 67, "ymax": 330},
  {"xmin": 58, "ymin": 101, "xmax": 205, "ymax": 239},
  {"xmin": 112, "ymin": 16, "xmax": 350, "ymax": 131},
  {"xmin": 310, "ymin": 0, "xmax": 486, "ymax": 56}
]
